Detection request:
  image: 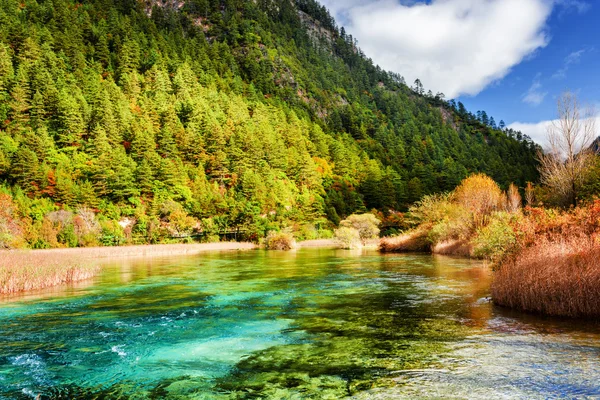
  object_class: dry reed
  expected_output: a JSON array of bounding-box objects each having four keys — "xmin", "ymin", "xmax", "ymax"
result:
[
  {"xmin": 492, "ymin": 237, "xmax": 600, "ymax": 318},
  {"xmin": 0, "ymin": 252, "xmax": 100, "ymax": 295},
  {"xmin": 0, "ymin": 242, "xmax": 258, "ymax": 294},
  {"xmin": 432, "ymin": 239, "xmax": 473, "ymax": 257},
  {"xmin": 379, "ymin": 231, "xmax": 430, "ymax": 253}
]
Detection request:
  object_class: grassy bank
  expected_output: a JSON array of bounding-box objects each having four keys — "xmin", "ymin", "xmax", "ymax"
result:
[
  {"xmin": 491, "ymin": 204, "xmax": 600, "ymax": 318},
  {"xmin": 0, "ymin": 242, "xmax": 257, "ymax": 295},
  {"xmin": 0, "ymin": 253, "xmax": 99, "ymax": 295},
  {"xmin": 380, "ymin": 174, "xmax": 600, "ymax": 319},
  {"xmin": 492, "ymin": 237, "xmax": 600, "ymax": 318}
]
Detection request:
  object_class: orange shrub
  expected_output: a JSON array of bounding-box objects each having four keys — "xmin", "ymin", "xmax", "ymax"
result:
[{"xmin": 506, "ymin": 184, "xmax": 522, "ymax": 213}]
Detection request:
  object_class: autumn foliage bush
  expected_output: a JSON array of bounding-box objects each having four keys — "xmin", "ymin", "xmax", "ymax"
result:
[
  {"xmin": 452, "ymin": 173, "xmax": 505, "ymax": 219},
  {"xmin": 488, "ymin": 200, "xmax": 600, "ymax": 318},
  {"xmin": 380, "ymin": 172, "xmax": 600, "ymax": 317},
  {"xmin": 264, "ymin": 231, "xmax": 296, "ymax": 251},
  {"xmin": 334, "ymin": 213, "xmax": 381, "ymax": 249},
  {"xmin": 380, "ymin": 174, "xmax": 520, "ymax": 257},
  {"xmin": 339, "ymin": 214, "xmax": 381, "ymax": 244},
  {"xmin": 379, "ymin": 230, "xmax": 430, "ymax": 253},
  {"xmin": 334, "ymin": 226, "xmax": 363, "ymax": 250}
]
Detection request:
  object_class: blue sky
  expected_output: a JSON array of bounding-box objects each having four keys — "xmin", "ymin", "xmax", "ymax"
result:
[{"xmin": 319, "ymin": 0, "xmax": 599, "ymax": 145}]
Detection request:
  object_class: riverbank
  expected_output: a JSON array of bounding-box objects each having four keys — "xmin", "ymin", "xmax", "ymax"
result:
[
  {"xmin": 0, "ymin": 242, "xmax": 258, "ymax": 295},
  {"xmin": 379, "ymin": 174, "xmax": 600, "ymax": 319},
  {"xmin": 0, "ymin": 241, "xmax": 350, "ymax": 295},
  {"xmin": 24, "ymin": 242, "xmax": 258, "ymax": 260}
]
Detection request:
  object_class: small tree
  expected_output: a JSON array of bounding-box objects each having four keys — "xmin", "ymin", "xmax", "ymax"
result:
[
  {"xmin": 538, "ymin": 92, "xmax": 597, "ymax": 206},
  {"xmin": 339, "ymin": 213, "xmax": 381, "ymax": 245}
]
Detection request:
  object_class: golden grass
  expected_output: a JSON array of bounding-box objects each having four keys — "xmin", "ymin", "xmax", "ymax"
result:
[
  {"xmin": 0, "ymin": 252, "xmax": 100, "ymax": 295},
  {"xmin": 492, "ymin": 237, "xmax": 600, "ymax": 318},
  {"xmin": 0, "ymin": 242, "xmax": 258, "ymax": 295},
  {"xmin": 379, "ymin": 231, "xmax": 430, "ymax": 253},
  {"xmin": 432, "ymin": 239, "xmax": 473, "ymax": 257},
  {"xmin": 29, "ymin": 242, "xmax": 257, "ymax": 259}
]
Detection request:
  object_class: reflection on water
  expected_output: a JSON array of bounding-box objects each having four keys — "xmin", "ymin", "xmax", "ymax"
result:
[{"xmin": 0, "ymin": 249, "xmax": 599, "ymax": 399}]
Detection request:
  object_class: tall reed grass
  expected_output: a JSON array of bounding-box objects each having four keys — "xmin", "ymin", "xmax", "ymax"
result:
[
  {"xmin": 492, "ymin": 237, "xmax": 600, "ymax": 318},
  {"xmin": 379, "ymin": 230, "xmax": 430, "ymax": 253},
  {"xmin": 0, "ymin": 253, "xmax": 100, "ymax": 294}
]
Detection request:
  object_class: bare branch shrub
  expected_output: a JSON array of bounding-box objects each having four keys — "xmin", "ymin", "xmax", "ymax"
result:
[
  {"xmin": 525, "ymin": 182, "xmax": 535, "ymax": 207},
  {"xmin": 506, "ymin": 184, "xmax": 522, "ymax": 213},
  {"xmin": 538, "ymin": 92, "xmax": 597, "ymax": 206}
]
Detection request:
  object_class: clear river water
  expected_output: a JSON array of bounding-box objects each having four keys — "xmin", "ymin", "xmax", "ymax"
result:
[{"xmin": 1, "ymin": 248, "xmax": 600, "ymax": 399}]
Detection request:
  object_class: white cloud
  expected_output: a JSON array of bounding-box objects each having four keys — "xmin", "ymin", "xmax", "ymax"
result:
[
  {"xmin": 508, "ymin": 120, "xmax": 552, "ymax": 147},
  {"xmin": 319, "ymin": 0, "xmax": 553, "ymax": 98},
  {"xmin": 522, "ymin": 74, "xmax": 547, "ymax": 106},
  {"xmin": 509, "ymin": 116, "xmax": 600, "ymax": 148},
  {"xmin": 552, "ymin": 49, "xmax": 586, "ymax": 79}
]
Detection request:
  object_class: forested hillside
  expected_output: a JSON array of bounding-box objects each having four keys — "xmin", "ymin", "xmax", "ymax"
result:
[{"xmin": 0, "ymin": 0, "xmax": 539, "ymax": 247}]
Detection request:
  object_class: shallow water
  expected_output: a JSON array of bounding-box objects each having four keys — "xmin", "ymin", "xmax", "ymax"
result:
[{"xmin": 0, "ymin": 249, "xmax": 599, "ymax": 399}]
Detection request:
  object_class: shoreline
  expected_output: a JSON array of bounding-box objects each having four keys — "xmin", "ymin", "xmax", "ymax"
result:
[
  {"xmin": 1, "ymin": 240, "xmax": 346, "ymax": 262},
  {"xmin": 0, "ymin": 241, "xmax": 345, "ymax": 296},
  {"xmin": 0, "ymin": 242, "xmax": 256, "ymax": 295},
  {"xmin": 295, "ymin": 239, "xmax": 339, "ymax": 248},
  {"xmin": 9, "ymin": 242, "xmax": 259, "ymax": 261}
]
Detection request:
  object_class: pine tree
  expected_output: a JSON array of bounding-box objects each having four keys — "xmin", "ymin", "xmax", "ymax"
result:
[
  {"xmin": 9, "ymin": 66, "xmax": 31, "ymax": 131},
  {"xmin": 0, "ymin": 43, "xmax": 13, "ymax": 93},
  {"xmin": 10, "ymin": 146, "xmax": 40, "ymax": 194},
  {"xmin": 56, "ymin": 88, "xmax": 86, "ymax": 147},
  {"xmin": 136, "ymin": 158, "xmax": 155, "ymax": 195}
]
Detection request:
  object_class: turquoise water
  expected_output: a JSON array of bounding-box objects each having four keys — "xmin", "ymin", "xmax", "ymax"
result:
[{"xmin": 1, "ymin": 249, "xmax": 600, "ymax": 399}]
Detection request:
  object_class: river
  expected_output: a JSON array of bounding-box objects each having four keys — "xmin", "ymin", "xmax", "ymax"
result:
[{"xmin": 0, "ymin": 248, "xmax": 599, "ymax": 399}]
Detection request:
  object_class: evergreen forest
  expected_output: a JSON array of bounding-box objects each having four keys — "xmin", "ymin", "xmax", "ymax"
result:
[{"xmin": 0, "ymin": 0, "xmax": 540, "ymax": 247}]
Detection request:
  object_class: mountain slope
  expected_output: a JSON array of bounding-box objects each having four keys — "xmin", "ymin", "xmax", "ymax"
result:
[{"xmin": 0, "ymin": 0, "xmax": 539, "ymax": 246}]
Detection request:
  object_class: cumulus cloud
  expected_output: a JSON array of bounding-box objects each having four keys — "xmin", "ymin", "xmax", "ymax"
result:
[
  {"xmin": 320, "ymin": 0, "xmax": 554, "ymax": 98},
  {"xmin": 522, "ymin": 74, "xmax": 547, "ymax": 106}
]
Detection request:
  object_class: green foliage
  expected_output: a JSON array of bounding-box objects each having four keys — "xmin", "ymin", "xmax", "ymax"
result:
[
  {"xmin": 408, "ymin": 193, "xmax": 456, "ymax": 226},
  {"xmin": 57, "ymin": 224, "xmax": 78, "ymax": 248},
  {"xmin": 472, "ymin": 213, "xmax": 517, "ymax": 261},
  {"xmin": 100, "ymin": 221, "xmax": 126, "ymax": 247}
]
